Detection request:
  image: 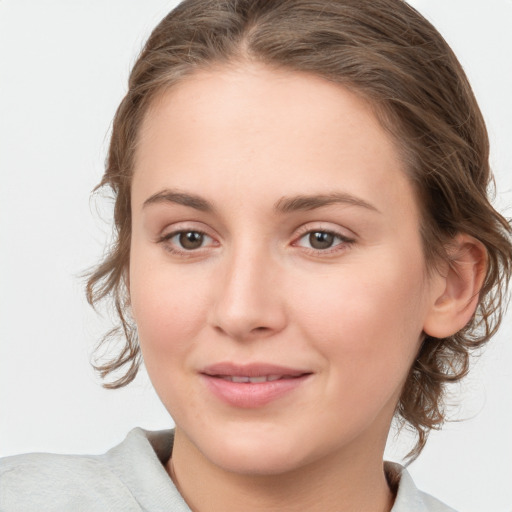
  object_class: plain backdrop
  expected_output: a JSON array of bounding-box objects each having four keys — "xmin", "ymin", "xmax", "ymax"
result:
[{"xmin": 0, "ymin": 1, "xmax": 511, "ymax": 511}]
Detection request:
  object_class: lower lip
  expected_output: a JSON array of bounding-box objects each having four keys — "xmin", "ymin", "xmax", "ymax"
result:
[{"xmin": 201, "ymin": 374, "xmax": 311, "ymax": 408}]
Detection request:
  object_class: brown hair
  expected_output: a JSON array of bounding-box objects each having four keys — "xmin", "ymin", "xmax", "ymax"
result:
[{"xmin": 86, "ymin": 0, "xmax": 512, "ymax": 459}]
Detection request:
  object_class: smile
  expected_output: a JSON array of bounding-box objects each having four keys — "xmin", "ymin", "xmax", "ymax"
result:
[
  {"xmin": 200, "ymin": 363, "xmax": 312, "ymax": 408},
  {"xmin": 217, "ymin": 375, "xmax": 301, "ymax": 383}
]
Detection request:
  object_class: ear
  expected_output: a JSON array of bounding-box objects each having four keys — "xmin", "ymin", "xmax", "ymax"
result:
[{"xmin": 423, "ymin": 234, "xmax": 487, "ymax": 339}]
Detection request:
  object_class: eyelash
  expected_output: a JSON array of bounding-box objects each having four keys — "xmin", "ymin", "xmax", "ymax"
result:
[{"xmin": 157, "ymin": 227, "xmax": 355, "ymax": 256}]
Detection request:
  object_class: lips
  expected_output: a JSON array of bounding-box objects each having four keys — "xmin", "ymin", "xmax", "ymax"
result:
[
  {"xmin": 200, "ymin": 363, "xmax": 312, "ymax": 408},
  {"xmin": 202, "ymin": 362, "xmax": 309, "ymax": 378},
  {"xmin": 219, "ymin": 375, "xmax": 288, "ymax": 383}
]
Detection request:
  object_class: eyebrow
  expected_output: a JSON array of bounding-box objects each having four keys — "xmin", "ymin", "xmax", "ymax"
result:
[
  {"xmin": 142, "ymin": 189, "xmax": 379, "ymax": 214},
  {"xmin": 143, "ymin": 190, "xmax": 215, "ymax": 212},
  {"xmin": 274, "ymin": 193, "xmax": 380, "ymax": 214}
]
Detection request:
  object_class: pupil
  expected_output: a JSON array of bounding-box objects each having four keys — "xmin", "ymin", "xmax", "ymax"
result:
[
  {"xmin": 309, "ymin": 232, "xmax": 334, "ymax": 249},
  {"xmin": 179, "ymin": 231, "xmax": 203, "ymax": 250}
]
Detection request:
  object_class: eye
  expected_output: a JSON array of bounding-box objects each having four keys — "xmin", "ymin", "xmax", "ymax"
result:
[
  {"xmin": 294, "ymin": 230, "xmax": 353, "ymax": 252},
  {"xmin": 177, "ymin": 231, "xmax": 206, "ymax": 250},
  {"xmin": 306, "ymin": 231, "xmax": 336, "ymax": 250},
  {"xmin": 160, "ymin": 230, "xmax": 215, "ymax": 252}
]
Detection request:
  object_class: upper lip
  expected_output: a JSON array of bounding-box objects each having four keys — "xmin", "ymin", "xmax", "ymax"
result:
[{"xmin": 201, "ymin": 362, "xmax": 311, "ymax": 378}]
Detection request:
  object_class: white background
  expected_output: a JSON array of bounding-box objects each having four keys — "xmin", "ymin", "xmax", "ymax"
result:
[{"xmin": 0, "ymin": 1, "xmax": 511, "ymax": 510}]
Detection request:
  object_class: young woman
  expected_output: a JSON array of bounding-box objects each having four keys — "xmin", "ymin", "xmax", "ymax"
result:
[{"xmin": 1, "ymin": 1, "xmax": 511, "ymax": 511}]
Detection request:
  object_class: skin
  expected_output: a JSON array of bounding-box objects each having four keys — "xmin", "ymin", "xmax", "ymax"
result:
[{"xmin": 128, "ymin": 63, "xmax": 481, "ymax": 512}]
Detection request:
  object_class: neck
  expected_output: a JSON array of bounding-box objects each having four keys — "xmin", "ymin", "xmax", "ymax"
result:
[{"xmin": 167, "ymin": 428, "xmax": 395, "ymax": 512}]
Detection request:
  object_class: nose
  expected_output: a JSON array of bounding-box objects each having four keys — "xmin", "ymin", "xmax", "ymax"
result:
[{"xmin": 209, "ymin": 246, "xmax": 287, "ymax": 341}]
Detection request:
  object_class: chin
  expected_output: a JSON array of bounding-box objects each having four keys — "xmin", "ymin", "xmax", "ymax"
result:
[
  {"xmin": 208, "ymin": 443, "xmax": 307, "ymax": 476},
  {"xmin": 193, "ymin": 422, "xmax": 338, "ymax": 477}
]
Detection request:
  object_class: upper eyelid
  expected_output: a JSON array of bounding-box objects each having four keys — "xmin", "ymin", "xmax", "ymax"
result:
[
  {"xmin": 293, "ymin": 222, "xmax": 356, "ymax": 240},
  {"xmin": 162, "ymin": 227, "xmax": 209, "ymax": 238},
  {"xmin": 158, "ymin": 221, "xmax": 216, "ymax": 238}
]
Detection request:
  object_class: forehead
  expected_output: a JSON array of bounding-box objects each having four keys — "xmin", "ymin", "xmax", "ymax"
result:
[{"xmin": 132, "ymin": 63, "xmax": 416, "ymax": 219}]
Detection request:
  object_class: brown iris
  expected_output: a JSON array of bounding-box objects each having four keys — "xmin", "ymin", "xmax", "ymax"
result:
[
  {"xmin": 309, "ymin": 231, "xmax": 335, "ymax": 250},
  {"xmin": 179, "ymin": 231, "xmax": 204, "ymax": 250}
]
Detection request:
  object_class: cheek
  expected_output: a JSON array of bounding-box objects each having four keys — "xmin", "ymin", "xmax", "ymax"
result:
[
  {"xmin": 129, "ymin": 262, "xmax": 213, "ymax": 416},
  {"xmin": 294, "ymin": 252, "xmax": 427, "ymax": 385},
  {"xmin": 129, "ymin": 256, "xmax": 210, "ymax": 365}
]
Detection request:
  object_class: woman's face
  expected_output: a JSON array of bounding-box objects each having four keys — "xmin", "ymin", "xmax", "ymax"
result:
[{"xmin": 129, "ymin": 64, "xmax": 443, "ymax": 475}]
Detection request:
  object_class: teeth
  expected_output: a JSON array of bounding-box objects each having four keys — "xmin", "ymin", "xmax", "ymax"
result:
[
  {"xmin": 231, "ymin": 376, "xmax": 250, "ymax": 383},
  {"xmin": 221, "ymin": 375, "xmax": 284, "ymax": 383},
  {"xmin": 248, "ymin": 376, "xmax": 267, "ymax": 383}
]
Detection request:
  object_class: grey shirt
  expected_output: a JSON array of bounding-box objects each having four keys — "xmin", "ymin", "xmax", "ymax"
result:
[{"xmin": 0, "ymin": 428, "xmax": 456, "ymax": 511}]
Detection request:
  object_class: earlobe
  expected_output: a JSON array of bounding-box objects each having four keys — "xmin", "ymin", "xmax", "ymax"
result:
[{"xmin": 423, "ymin": 234, "xmax": 487, "ymax": 339}]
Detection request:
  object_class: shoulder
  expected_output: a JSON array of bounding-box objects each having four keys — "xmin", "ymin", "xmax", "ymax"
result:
[
  {"xmin": 0, "ymin": 428, "xmax": 179, "ymax": 512},
  {"xmin": 386, "ymin": 462, "xmax": 458, "ymax": 512},
  {"xmin": 0, "ymin": 451, "xmax": 140, "ymax": 511}
]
